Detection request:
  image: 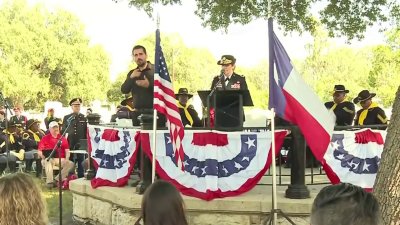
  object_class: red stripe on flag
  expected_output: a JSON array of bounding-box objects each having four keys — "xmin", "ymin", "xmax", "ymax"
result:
[{"xmin": 283, "ymin": 90, "xmax": 331, "ymax": 161}]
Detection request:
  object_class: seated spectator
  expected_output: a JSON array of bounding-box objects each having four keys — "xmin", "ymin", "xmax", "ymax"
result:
[
  {"xmin": 22, "ymin": 119, "xmax": 45, "ymax": 176},
  {"xmin": 0, "ymin": 172, "xmax": 48, "ymax": 225},
  {"xmin": 311, "ymin": 183, "xmax": 380, "ymax": 225},
  {"xmin": 38, "ymin": 121, "xmax": 74, "ymax": 188},
  {"xmin": 136, "ymin": 180, "xmax": 188, "ymax": 225},
  {"xmin": 9, "ymin": 107, "xmax": 27, "ymax": 128}
]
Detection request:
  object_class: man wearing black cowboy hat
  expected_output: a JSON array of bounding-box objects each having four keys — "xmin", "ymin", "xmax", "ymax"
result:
[
  {"xmin": 22, "ymin": 119, "xmax": 45, "ymax": 175},
  {"xmin": 62, "ymin": 98, "xmax": 88, "ymax": 178},
  {"xmin": 0, "ymin": 121, "xmax": 23, "ymax": 174},
  {"xmin": 353, "ymin": 90, "xmax": 387, "ymax": 126},
  {"xmin": 324, "ymin": 85, "xmax": 355, "ymax": 126},
  {"xmin": 176, "ymin": 88, "xmax": 203, "ymax": 127},
  {"xmin": 117, "ymin": 95, "xmax": 140, "ymax": 125}
]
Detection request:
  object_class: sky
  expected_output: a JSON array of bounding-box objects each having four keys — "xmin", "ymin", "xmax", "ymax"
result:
[{"xmin": 22, "ymin": 0, "xmax": 386, "ymax": 81}]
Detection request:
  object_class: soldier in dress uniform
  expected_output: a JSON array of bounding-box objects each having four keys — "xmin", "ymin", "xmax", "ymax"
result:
[
  {"xmin": 209, "ymin": 55, "xmax": 249, "ymax": 127},
  {"xmin": 0, "ymin": 121, "xmax": 24, "ymax": 174},
  {"xmin": 210, "ymin": 55, "xmax": 248, "ymax": 91},
  {"xmin": 22, "ymin": 119, "xmax": 45, "ymax": 175},
  {"xmin": 353, "ymin": 90, "xmax": 388, "ymax": 127},
  {"xmin": 10, "ymin": 107, "xmax": 27, "ymax": 127},
  {"xmin": 324, "ymin": 85, "xmax": 355, "ymax": 126},
  {"xmin": 62, "ymin": 98, "xmax": 88, "ymax": 178},
  {"xmin": 176, "ymin": 88, "xmax": 203, "ymax": 127}
]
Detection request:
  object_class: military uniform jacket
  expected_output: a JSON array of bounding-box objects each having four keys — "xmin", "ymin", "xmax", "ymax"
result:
[
  {"xmin": 324, "ymin": 101, "xmax": 355, "ymax": 126},
  {"xmin": 210, "ymin": 73, "xmax": 248, "ymax": 91},
  {"xmin": 210, "ymin": 73, "xmax": 248, "ymax": 122},
  {"xmin": 10, "ymin": 115, "xmax": 27, "ymax": 127},
  {"xmin": 178, "ymin": 105, "xmax": 203, "ymax": 127},
  {"xmin": 22, "ymin": 129, "xmax": 44, "ymax": 151},
  {"xmin": 62, "ymin": 113, "xmax": 87, "ymax": 150},
  {"xmin": 0, "ymin": 132, "xmax": 23, "ymax": 153},
  {"xmin": 354, "ymin": 107, "xmax": 387, "ymax": 126}
]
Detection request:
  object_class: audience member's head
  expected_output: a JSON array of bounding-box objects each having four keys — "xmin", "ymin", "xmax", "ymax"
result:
[
  {"xmin": 311, "ymin": 183, "xmax": 380, "ymax": 225},
  {"xmin": 0, "ymin": 173, "xmax": 47, "ymax": 225},
  {"xmin": 138, "ymin": 180, "xmax": 188, "ymax": 225}
]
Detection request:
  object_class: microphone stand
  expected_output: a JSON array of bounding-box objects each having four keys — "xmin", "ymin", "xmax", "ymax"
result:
[
  {"xmin": 0, "ymin": 92, "xmax": 13, "ymax": 174},
  {"xmin": 207, "ymin": 72, "xmax": 224, "ymax": 127},
  {"xmin": 46, "ymin": 118, "xmax": 73, "ymax": 225}
]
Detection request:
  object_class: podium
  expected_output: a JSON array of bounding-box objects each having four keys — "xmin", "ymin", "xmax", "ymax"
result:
[{"xmin": 198, "ymin": 90, "xmax": 253, "ymax": 131}]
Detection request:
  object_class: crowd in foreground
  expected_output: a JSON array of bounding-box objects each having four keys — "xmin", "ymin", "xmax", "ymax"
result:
[{"xmin": 0, "ymin": 172, "xmax": 381, "ymax": 225}]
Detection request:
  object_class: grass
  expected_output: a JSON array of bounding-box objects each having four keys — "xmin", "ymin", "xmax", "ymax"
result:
[{"xmin": 33, "ymin": 175, "xmax": 75, "ymax": 225}]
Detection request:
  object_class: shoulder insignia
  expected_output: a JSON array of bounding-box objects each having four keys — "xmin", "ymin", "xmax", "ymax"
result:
[{"xmin": 23, "ymin": 133, "xmax": 30, "ymax": 140}]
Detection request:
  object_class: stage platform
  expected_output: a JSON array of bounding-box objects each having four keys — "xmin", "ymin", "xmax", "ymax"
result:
[{"xmin": 70, "ymin": 178, "xmax": 328, "ymax": 225}]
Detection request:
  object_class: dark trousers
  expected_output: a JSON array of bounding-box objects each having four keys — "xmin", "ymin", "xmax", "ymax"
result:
[{"xmin": 70, "ymin": 153, "xmax": 85, "ymax": 178}]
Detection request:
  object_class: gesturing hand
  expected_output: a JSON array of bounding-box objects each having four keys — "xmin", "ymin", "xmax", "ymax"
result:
[
  {"xmin": 136, "ymin": 75, "xmax": 150, "ymax": 88},
  {"xmin": 130, "ymin": 69, "xmax": 141, "ymax": 79}
]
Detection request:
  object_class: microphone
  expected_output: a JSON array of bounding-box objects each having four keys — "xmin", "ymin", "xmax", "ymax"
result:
[{"xmin": 67, "ymin": 116, "xmax": 75, "ymax": 124}]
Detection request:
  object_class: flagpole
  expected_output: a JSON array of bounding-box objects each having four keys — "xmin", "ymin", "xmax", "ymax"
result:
[
  {"xmin": 270, "ymin": 108, "xmax": 278, "ymax": 225},
  {"xmin": 151, "ymin": 3, "xmax": 161, "ymax": 184},
  {"xmin": 267, "ymin": 0, "xmax": 278, "ymax": 224}
]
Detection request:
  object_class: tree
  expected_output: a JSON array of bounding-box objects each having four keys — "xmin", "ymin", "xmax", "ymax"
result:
[
  {"xmin": 122, "ymin": 0, "xmax": 400, "ymax": 40},
  {"xmin": 374, "ymin": 87, "xmax": 400, "ymax": 224},
  {"xmin": 0, "ymin": 0, "xmax": 111, "ymax": 110}
]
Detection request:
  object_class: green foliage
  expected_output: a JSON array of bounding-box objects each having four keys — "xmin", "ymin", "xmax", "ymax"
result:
[
  {"xmin": 0, "ymin": 0, "xmax": 110, "ymax": 110},
  {"xmin": 106, "ymin": 32, "xmax": 271, "ymax": 109},
  {"xmin": 299, "ymin": 25, "xmax": 400, "ymax": 108},
  {"xmin": 123, "ymin": 0, "xmax": 395, "ymax": 40}
]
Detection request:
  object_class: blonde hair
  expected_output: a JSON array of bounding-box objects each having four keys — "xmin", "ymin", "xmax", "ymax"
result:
[{"xmin": 0, "ymin": 173, "xmax": 48, "ymax": 225}]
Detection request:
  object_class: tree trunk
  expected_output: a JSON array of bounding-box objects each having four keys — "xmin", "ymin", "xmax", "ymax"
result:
[{"xmin": 374, "ymin": 86, "xmax": 400, "ymax": 225}]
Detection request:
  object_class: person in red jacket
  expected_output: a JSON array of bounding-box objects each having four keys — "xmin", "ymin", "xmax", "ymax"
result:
[{"xmin": 38, "ymin": 121, "xmax": 74, "ymax": 188}]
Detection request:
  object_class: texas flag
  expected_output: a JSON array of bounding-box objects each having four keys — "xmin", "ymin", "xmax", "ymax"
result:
[
  {"xmin": 268, "ymin": 18, "xmax": 336, "ymax": 161},
  {"xmin": 140, "ymin": 130, "xmax": 287, "ymax": 201},
  {"xmin": 88, "ymin": 126, "xmax": 140, "ymax": 188},
  {"xmin": 323, "ymin": 129, "xmax": 386, "ymax": 190}
]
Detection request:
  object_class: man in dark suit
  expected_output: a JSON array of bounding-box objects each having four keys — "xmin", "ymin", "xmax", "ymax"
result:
[
  {"xmin": 324, "ymin": 85, "xmax": 355, "ymax": 126},
  {"xmin": 176, "ymin": 88, "xmax": 203, "ymax": 127},
  {"xmin": 62, "ymin": 98, "xmax": 87, "ymax": 178},
  {"xmin": 209, "ymin": 55, "xmax": 249, "ymax": 128},
  {"xmin": 353, "ymin": 90, "xmax": 387, "ymax": 127}
]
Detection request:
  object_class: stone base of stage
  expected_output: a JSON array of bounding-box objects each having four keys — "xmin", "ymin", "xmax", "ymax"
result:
[{"xmin": 70, "ymin": 179, "xmax": 324, "ymax": 225}]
